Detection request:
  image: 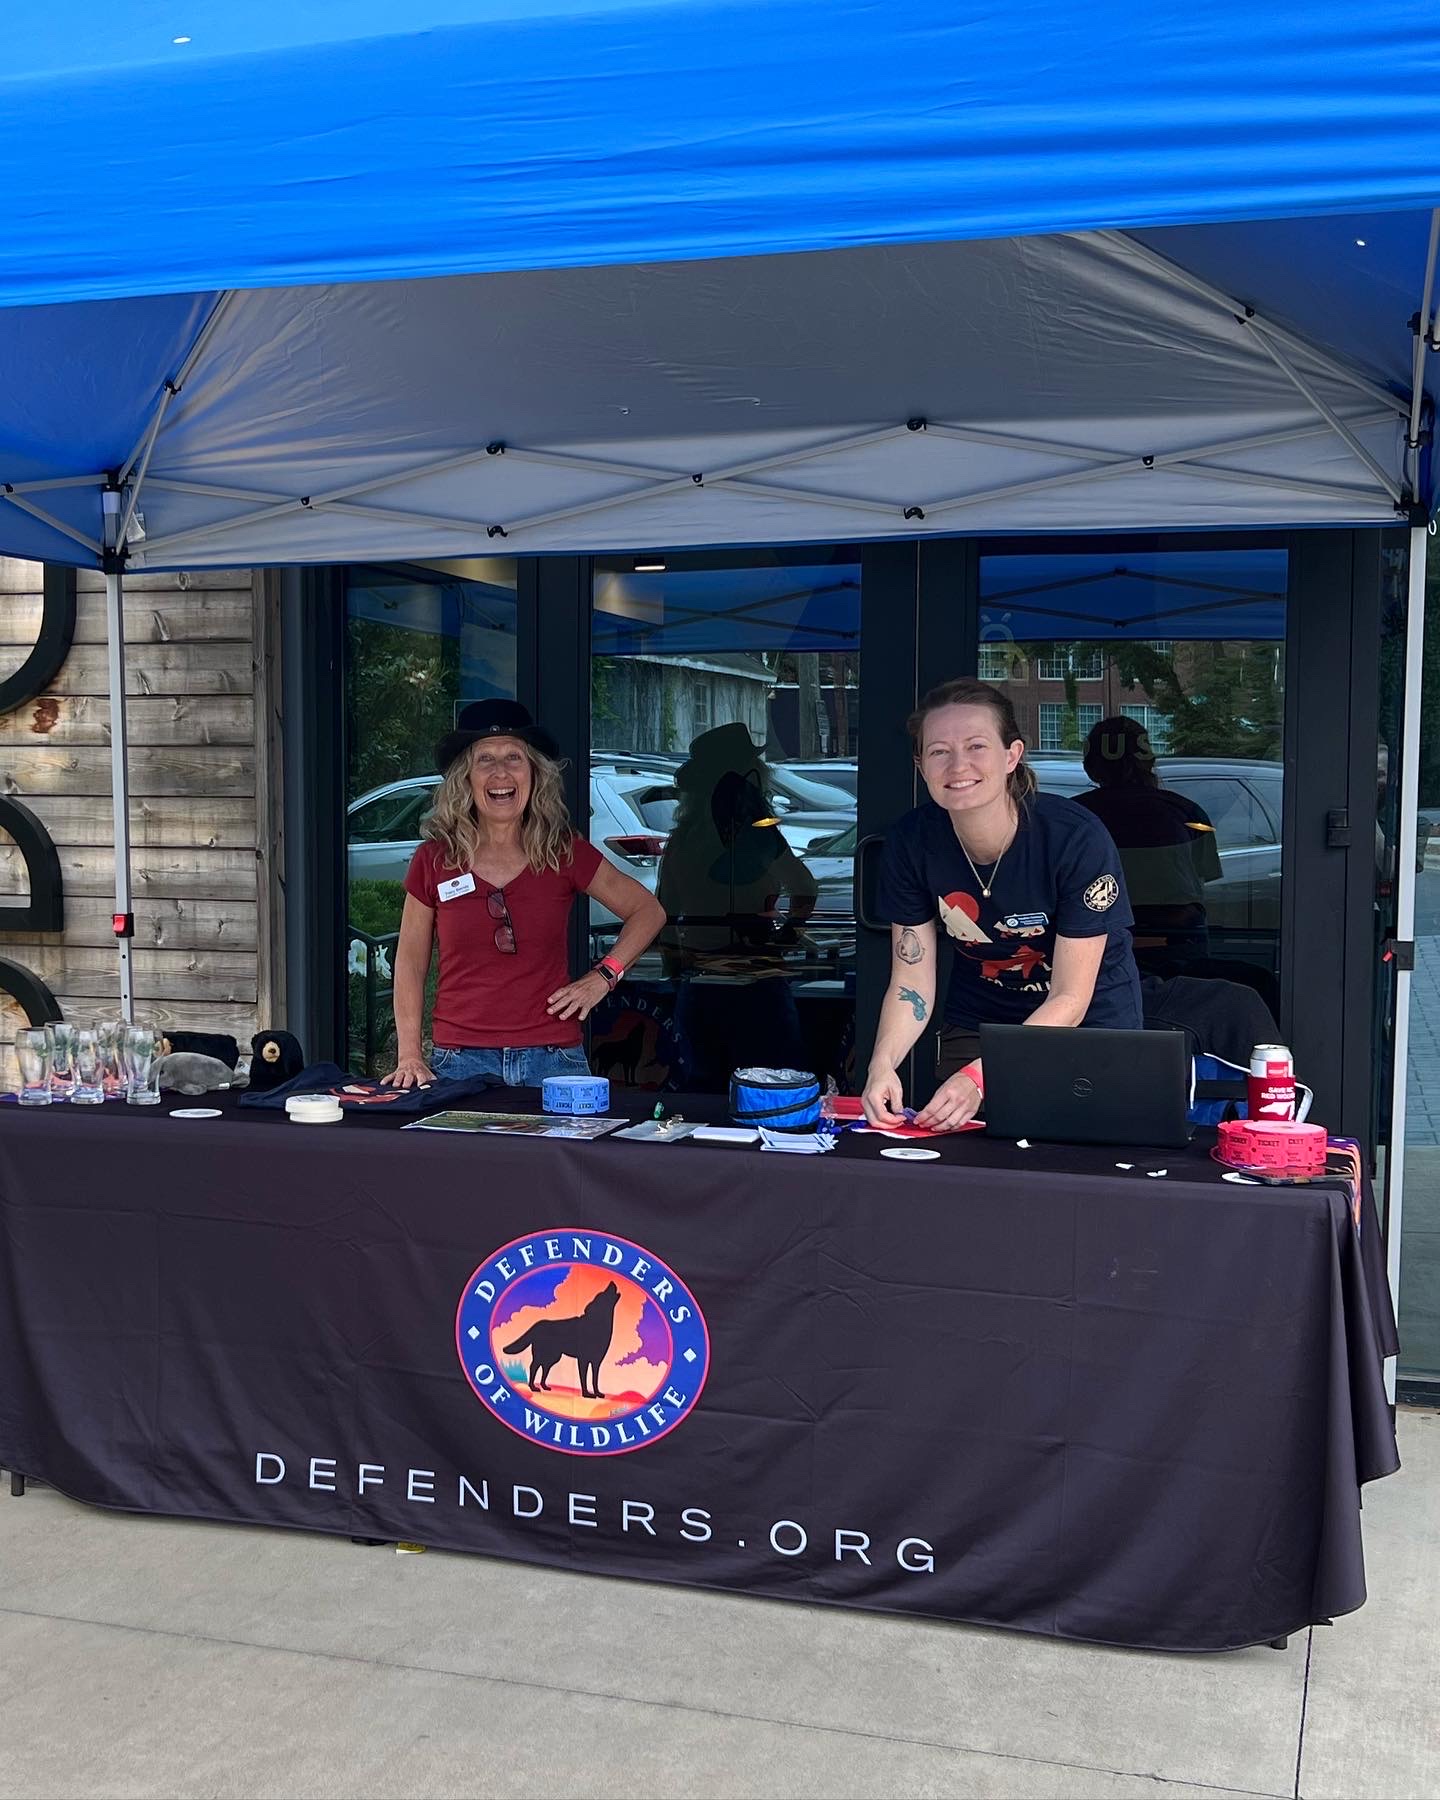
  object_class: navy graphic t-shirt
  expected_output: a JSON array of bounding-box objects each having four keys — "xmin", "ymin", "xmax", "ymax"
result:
[{"xmin": 877, "ymin": 791, "xmax": 1143, "ymax": 1030}]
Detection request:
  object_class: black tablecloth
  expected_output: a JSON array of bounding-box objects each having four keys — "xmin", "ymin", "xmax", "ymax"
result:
[{"xmin": 0, "ymin": 1093, "xmax": 1399, "ymax": 1651}]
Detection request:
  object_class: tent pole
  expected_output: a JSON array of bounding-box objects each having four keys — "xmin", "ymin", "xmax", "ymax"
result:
[
  {"xmin": 1384, "ymin": 522, "xmax": 1431, "ymax": 1401},
  {"xmin": 1407, "ymin": 210, "xmax": 1440, "ymax": 498},
  {"xmin": 102, "ymin": 492, "xmax": 135, "ymax": 1023}
]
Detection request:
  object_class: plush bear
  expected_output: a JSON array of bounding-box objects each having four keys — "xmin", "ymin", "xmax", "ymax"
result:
[
  {"xmin": 247, "ymin": 1030, "xmax": 306, "ymax": 1093},
  {"xmin": 157, "ymin": 1031, "xmax": 241, "ymax": 1070}
]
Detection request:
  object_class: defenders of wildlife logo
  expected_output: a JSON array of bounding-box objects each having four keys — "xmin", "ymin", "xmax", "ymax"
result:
[{"xmin": 455, "ymin": 1230, "xmax": 710, "ymax": 1456}]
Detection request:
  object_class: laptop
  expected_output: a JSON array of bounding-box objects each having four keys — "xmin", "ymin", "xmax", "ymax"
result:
[{"xmin": 979, "ymin": 1024, "xmax": 1192, "ymax": 1149}]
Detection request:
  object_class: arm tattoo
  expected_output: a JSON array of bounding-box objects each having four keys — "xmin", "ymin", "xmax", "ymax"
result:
[
  {"xmin": 898, "ymin": 986, "xmax": 928, "ymax": 1022},
  {"xmin": 896, "ymin": 928, "xmax": 924, "ymax": 965}
]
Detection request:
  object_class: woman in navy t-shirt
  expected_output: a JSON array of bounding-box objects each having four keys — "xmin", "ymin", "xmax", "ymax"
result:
[{"xmin": 863, "ymin": 678, "xmax": 1142, "ymax": 1131}]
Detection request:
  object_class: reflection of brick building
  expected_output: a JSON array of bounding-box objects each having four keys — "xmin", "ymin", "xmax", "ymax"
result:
[{"xmin": 980, "ymin": 641, "xmax": 1192, "ymax": 754}]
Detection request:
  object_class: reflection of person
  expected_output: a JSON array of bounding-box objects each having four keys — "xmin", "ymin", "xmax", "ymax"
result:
[
  {"xmin": 385, "ymin": 700, "xmax": 665, "ymax": 1089},
  {"xmin": 1073, "ymin": 716, "xmax": 1221, "ymax": 961},
  {"xmin": 862, "ymin": 678, "xmax": 1142, "ymax": 1131},
  {"xmin": 656, "ymin": 722, "xmax": 818, "ymax": 1088}
]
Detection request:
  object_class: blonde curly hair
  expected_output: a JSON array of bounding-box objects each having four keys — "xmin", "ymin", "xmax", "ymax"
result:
[{"xmin": 424, "ymin": 741, "xmax": 577, "ymax": 875}]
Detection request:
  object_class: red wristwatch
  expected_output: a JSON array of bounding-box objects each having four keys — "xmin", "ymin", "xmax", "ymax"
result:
[{"xmin": 594, "ymin": 955, "xmax": 624, "ymax": 989}]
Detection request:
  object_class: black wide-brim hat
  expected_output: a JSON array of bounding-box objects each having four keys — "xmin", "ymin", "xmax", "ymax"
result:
[{"xmin": 435, "ymin": 699, "xmax": 560, "ymax": 773}]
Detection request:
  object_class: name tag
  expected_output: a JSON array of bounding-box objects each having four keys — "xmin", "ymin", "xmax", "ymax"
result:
[{"xmin": 437, "ymin": 873, "xmax": 477, "ymax": 903}]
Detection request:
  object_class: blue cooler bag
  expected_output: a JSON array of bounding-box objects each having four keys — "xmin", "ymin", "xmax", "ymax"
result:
[{"xmin": 729, "ymin": 1066, "xmax": 822, "ymax": 1131}]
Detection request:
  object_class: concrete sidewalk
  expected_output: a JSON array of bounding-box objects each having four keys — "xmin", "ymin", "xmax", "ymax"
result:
[{"xmin": 1, "ymin": 1412, "xmax": 1436, "ymax": 1800}]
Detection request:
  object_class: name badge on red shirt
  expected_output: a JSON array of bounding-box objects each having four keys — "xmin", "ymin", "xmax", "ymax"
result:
[{"xmin": 437, "ymin": 872, "xmax": 477, "ymax": 902}]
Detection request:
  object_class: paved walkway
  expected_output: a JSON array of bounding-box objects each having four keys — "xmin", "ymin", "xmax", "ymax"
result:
[{"xmin": 1, "ymin": 1413, "xmax": 1436, "ymax": 1799}]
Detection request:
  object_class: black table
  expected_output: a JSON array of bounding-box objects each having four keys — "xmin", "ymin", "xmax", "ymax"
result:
[{"xmin": 0, "ymin": 1091, "xmax": 1399, "ymax": 1652}]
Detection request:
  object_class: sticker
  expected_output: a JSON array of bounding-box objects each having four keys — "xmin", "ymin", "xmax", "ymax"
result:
[
  {"xmin": 1084, "ymin": 874, "xmax": 1119, "ymax": 912},
  {"xmin": 994, "ymin": 912, "xmax": 1049, "ymax": 939},
  {"xmin": 881, "ymin": 1146, "xmax": 941, "ymax": 1161},
  {"xmin": 438, "ymin": 872, "xmax": 477, "ymax": 902},
  {"xmin": 170, "ymin": 1107, "xmax": 222, "ymax": 1119}
]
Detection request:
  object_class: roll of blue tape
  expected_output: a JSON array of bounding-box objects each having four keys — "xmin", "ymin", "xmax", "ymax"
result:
[
  {"xmin": 729, "ymin": 1066, "xmax": 822, "ymax": 1131},
  {"xmin": 542, "ymin": 1074, "xmax": 611, "ymax": 1116}
]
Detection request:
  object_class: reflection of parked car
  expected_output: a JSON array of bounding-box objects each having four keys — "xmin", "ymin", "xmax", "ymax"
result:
[
  {"xmin": 346, "ymin": 763, "xmax": 857, "ymax": 927},
  {"xmin": 347, "ymin": 779, "xmax": 441, "ymax": 886},
  {"xmin": 1026, "ymin": 754, "xmax": 1282, "ymax": 944},
  {"xmin": 775, "ymin": 760, "xmax": 858, "ymax": 800},
  {"xmin": 765, "ymin": 763, "xmax": 855, "ymax": 812},
  {"xmin": 350, "ymin": 755, "xmax": 1280, "ymax": 950}
]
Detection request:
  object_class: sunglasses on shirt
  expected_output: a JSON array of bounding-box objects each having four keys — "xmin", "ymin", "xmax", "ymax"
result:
[{"xmin": 486, "ymin": 886, "xmax": 517, "ymax": 954}]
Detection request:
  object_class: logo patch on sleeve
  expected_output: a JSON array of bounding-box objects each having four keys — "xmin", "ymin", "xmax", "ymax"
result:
[{"xmin": 1083, "ymin": 874, "xmax": 1119, "ymax": 913}]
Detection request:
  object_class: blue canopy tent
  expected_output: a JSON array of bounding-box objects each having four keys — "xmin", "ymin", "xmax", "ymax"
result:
[{"xmin": 2, "ymin": 10, "xmax": 1440, "ymax": 1314}]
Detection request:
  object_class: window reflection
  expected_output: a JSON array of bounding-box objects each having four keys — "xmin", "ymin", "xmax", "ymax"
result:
[
  {"xmin": 980, "ymin": 549, "xmax": 1286, "ymax": 1017},
  {"xmin": 589, "ymin": 551, "xmax": 860, "ymax": 1092},
  {"xmin": 343, "ymin": 558, "xmax": 519, "ymax": 1073}
]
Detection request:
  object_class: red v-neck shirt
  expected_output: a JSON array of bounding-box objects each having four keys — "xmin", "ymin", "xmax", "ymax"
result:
[{"xmin": 404, "ymin": 836, "xmax": 604, "ymax": 1047}]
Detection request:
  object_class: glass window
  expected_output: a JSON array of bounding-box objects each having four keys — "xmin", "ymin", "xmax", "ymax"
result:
[
  {"xmin": 978, "ymin": 642, "xmax": 1021, "ymax": 682},
  {"xmin": 591, "ymin": 549, "xmax": 860, "ymax": 1093},
  {"xmin": 1038, "ymin": 702, "xmax": 1101, "ymax": 751},
  {"xmin": 1038, "ymin": 648, "xmax": 1102, "ymax": 682},
  {"xmin": 980, "ymin": 547, "xmax": 1287, "ymax": 1017},
  {"xmin": 1121, "ymin": 703, "xmax": 1172, "ymax": 753},
  {"xmin": 344, "ymin": 558, "xmax": 519, "ymax": 1073}
]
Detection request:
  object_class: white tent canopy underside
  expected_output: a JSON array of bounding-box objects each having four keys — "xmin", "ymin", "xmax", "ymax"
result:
[{"xmin": 3, "ymin": 229, "xmax": 1422, "ymax": 572}]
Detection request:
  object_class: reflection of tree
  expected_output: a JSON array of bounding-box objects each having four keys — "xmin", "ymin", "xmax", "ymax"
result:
[
  {"xmin": 1025, "ymin": 639, "xmax": 1283, "ymax": 759},
  {"xmin": 348, "ymin": 619, "xmax": 458, "ymax": 800},
  {"xmin": 775, "ymin": 648, "xmax": 859, "ymax": 756},
  {"xmin": 591, "ymin": 656, "xmax": 625, "ymax": 738}
]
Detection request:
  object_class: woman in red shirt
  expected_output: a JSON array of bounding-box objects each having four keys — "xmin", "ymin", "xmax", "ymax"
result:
[{"xmin": 384, "ymin": 700, "xmax": 665, "ymax": 1090}]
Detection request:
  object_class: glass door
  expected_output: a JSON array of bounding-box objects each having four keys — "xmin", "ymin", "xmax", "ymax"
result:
[
  {"xmin": 343, "ymin": 557, "xmax": 519, "ymax": 1072},
  {"xmin": 587, "ymin": 548, "xmax": 861, "ymax": 1093},
  {"xmin": 975, "ymin": 546, "xmax": 1288, "ymax": 1019}
]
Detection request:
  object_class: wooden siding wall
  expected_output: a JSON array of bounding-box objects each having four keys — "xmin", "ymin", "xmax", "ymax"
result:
[{"xmin": 0, "ymin": 559, "xmax": 282, "ymax": 1084}]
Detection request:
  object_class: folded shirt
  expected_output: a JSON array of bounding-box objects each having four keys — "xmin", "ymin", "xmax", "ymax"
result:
[{"xmin": 239, "ymin": 1061, "xmax": 499, "ymax": 1113}]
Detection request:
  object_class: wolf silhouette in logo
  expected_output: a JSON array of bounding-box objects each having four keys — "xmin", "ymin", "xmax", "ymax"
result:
[{"xmin": 503, "ymin": 1281, "xmax": 621, "ymax": 1398}]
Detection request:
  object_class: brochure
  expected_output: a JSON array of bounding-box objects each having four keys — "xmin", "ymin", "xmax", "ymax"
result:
[{"xmin": 402, "ymin": 1109, "xmax": 627, "ymax": 1140}]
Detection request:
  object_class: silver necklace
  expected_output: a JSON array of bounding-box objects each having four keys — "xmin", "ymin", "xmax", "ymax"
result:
[{"xmin": 959, "ymin": 819, "xmax": 1017, "ymax": 899}]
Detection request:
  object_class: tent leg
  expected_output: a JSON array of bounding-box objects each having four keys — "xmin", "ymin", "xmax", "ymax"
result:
[
  {"xmin": 1382, "ymin": 523, "xmax": 1431, "ymax": 1404},
  {"xmin": 104, "ymin": 567, "xmax": 135, "ymax": 1023}
]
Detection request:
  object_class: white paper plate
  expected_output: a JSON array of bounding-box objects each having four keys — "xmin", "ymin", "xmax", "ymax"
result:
[
  {"xmin": 880, "ymin": 1146, "xmax": 940, "ymax": 1161},
  {"xmin": 170, "ymin": 1107, "xmax": 222, "ymax": 1120}
]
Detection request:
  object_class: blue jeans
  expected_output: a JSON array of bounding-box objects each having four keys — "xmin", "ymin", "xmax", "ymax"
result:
[{"xmin": 431, "ymin": 1043, "xmax": 592, "ymax": 1088}]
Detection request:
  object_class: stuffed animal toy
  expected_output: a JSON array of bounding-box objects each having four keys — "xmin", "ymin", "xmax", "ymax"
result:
[
  {"xmin": 247, "ymin": 1030, "xmax": 306, "ymax": 1093},
  {"xmin": 156, "ymin": 1053, "xmax": 237, "ymax": 1095},
  {"xmin": 157, "ymin": 1031, "xmax": 240, "ymax": 1070}
]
